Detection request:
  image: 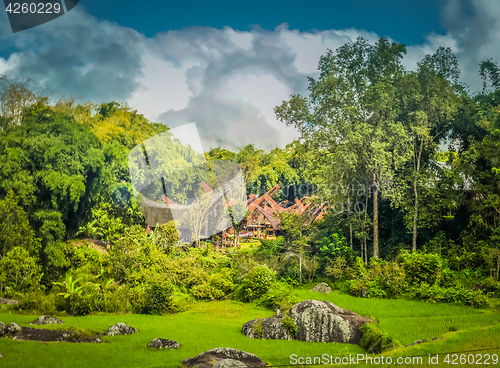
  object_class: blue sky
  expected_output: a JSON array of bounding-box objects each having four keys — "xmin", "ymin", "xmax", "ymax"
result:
[
  {"xmin": 79, "ymin": 0, "xmax": 447, "ymax": 45},
  {"xmin": 0, "ymin": 0, "xmax": 498, "ymax": 150}
]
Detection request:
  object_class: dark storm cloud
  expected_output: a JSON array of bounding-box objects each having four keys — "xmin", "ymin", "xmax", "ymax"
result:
[{"xmin": 0, "ymin": 7, "xmax": 145, "ymax": 102}]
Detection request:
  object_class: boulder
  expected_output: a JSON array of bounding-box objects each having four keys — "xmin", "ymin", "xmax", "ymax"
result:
[
  {"xmin": 182, "ymin": 348, "xmax": 266, "ymax": 368},
  {"xmin": 242, "ymin": 315, "xmax": 292, "ymax": 340},
  {"xmin": 147, "ymin": 338, "xmax": 180, "ymax": 349},
  {"xmin": 0, "ymin": 321, "xmax": 5, "ymax": 336},
  {"xmin": 103, "ymin": 323, "xmax": 138, "ymax": 336},
  {"xmin": 0, "ymin": 297, "xmax": 19, "ymax": 305},
  {"xmin": 310, "ymin": 282, "xmax": 332, "ymax": 294},
  {"xmin": 289, "ymin": 300, "xmax": 371, "ymax": 344},
  {"xmin": 6, "ymin": 322, "xmax": 21, "ymax": 334},
  {"xmin": 30, "ymin": 316, "xmax": 65, "ymax": 325},
  {"xmin": 242, "ymin": 300, "xmax": 372, "ymax": 345},
  {"xmin": 213, "ymin": 359, "xmax": 248, "ymax": 368}
]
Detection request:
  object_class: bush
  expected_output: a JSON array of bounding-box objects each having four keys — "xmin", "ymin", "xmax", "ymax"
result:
[
  {"xmin": 242, "ymin": 264, "xmax": 276, "ymax": 302},
  {"xmin": 409, "ymin": 283, "xmax": 488, "ymax": 308},
  {"xmin": 191, "ymin": 269, "xmax": 234, "ymax": 300},
  {"xmin": 259, "ymin": 236, "xmax": 285, "ymax": 257},
  {"xmin": 16, "ymin": 290, "xmax": 57, "ymax": 314},
  {"xmin": 349, "ymin": 280, "xmax": 368, "ymax": 298},
  {"xmin": 257, "ymin": 281, "xmax": 298, "ymax": 310},
  {"xmin": 282, "ymin": 315, "xmax": 299, "ymax": 338},
  {"xmin": 130, "ymin": 281, "xmax": 175, "ymax": 315},
  {"xmin": 278, "ymin": 262, "xmax": 302, "ymax": 285},
  {"xmin": 401, "ymin": 251, "xmax": 447, "ymax": 286}
]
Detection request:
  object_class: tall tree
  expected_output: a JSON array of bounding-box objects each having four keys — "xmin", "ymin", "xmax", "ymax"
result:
[
  {"xmin": 275, "ymin": 37, "xmax": 410, "ymax": 258},
  {"xmin": 395, "ymin": 47, "xmax": 460, "ymax": 251}
]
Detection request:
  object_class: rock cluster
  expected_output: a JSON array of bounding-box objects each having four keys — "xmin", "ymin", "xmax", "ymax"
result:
[
  {"xmin": 182, "ymin": 348, "xmax": 266, "ymax": 368},
  {"xmin": 242, "ymin": 300, "xmax": 372, "ymax": 344},
  {"xmin": 103, "ymin": 323, "xmax": 138, "ymax": 336},
  {"xmin": 147, "ymin": 338, "xmax": 180, "ymax": 349}
]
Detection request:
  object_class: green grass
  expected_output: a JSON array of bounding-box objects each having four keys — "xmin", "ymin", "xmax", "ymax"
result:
[{"xmin": 0, "ymin": 289, "xmax": 498, "ymax": 367}]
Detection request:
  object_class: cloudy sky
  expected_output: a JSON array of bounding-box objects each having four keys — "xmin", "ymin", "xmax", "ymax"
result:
[{"xmin": 0, "ymin": 0, "xmax": 498, "ymax": 151}]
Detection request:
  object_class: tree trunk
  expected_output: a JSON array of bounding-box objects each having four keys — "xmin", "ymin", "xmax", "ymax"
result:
[
  {"xmin": 364, "ymin": 238, "xmax": 368, "ymax": 265},
  {"xmin": 372, "ymin": 173, "xmax": 379, "ymax": 258},
  {"xmin": 412, "ymin": 141, "xmax": 423, "ymax": 252},
  {"xmin": 349, "ymin": 225, "xmax": 353, "ymax": 250}
]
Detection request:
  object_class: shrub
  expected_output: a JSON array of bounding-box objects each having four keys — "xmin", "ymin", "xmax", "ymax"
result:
[
  {"xmin": 401, "ymin": 251, "xmax": 447, "ymax": 286},
  {"xmin": 129, "ymin": 281, "xmax": 175, "ymax": 315},
  {"xmin": 324, "ymin": 256, "xmax": 350, "ymax": 281},
  {"xmin": 409, "ymin": 283, "xmax": 488, "ymax": 308},
  {"xmin": 242, "ymin": 264, "xmax": 276, "ymax": 302},
  {"xmin": 278, "ymin": 262, "xmax": 302, "ymax": 285},
  {"xmin": 349, "ymin": 280, "xmax": 368, "ymax": 298},
  {"xmin": 259, "ymin": 236, "xmax": 285, "ymax": 257},
  {"xmin": 282, "ymin": 315, "xmax": 299, "ymax": 338},
  {"xmin": 191, "ymin": 269, "xmax": 234, "ymax": 300},
  {"xmin": 257, "ymin": 281, "xmax": 298, "ymax": 310},
  {"xmin": 16, "ymin": 290, "xmax": 57, "ymax": 314}
]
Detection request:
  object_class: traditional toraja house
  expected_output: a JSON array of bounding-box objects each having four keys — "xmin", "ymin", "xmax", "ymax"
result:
[
  {"xmin": 242, "ymin": 185, "xmax": 327, "ymax": 238},
  {"xmin": 140, "ymin": 182, "xmax": 327, "ymax": 244}
]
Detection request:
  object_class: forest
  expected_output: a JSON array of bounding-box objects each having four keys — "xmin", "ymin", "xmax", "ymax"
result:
[{"xmin": 0, "ymin": 37, "xmax": 499, "ymax": 366}]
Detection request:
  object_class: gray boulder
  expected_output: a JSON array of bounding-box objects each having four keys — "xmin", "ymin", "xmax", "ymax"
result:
[
  {"xmin": 289, "ymin": 300, "xmax": 371, "ymax": 344},
  {"xmin": 310, "ymin": 282, "xmax": 332, "ymax": 294},
  {"xmin": 242, "ymin": 300, "xmax": 372, "ymax": 345},
  {"xmin": 182, "ymin": 348, "xmax": 266, "ymax": 368},
  {"xmin": 103, "ymin": 323, "xmax": 138, "ymax": 336},
  {"xmin": 0, "ymin": 297, "xmax": 19, "ymax": 305},
  {"xmin": 30, "ymin": 316, "xmax": 65, "ymax": 325},
  {"xmin": 6, "ymin": 322, "xmax": 21, "ymax": 334},
  {"xmin": 147, "ymin": 338, "xmax": 180, "ymax": 349},
  {"xmin": 0, "ymin": 321, "xmax": 5, "ymax": 336},
  {"xmin": 242, "ymin": 315, "xmax": 292, "ymax": 340},
  {"xmin": 213, "ymin": 359, "xmax": 248, "ymax": 368}
]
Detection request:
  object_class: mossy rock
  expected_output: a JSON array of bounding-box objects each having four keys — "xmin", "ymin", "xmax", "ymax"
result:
[{"xmin": 360, "ymin": 324, "xmax": 401, "ymax": 354}]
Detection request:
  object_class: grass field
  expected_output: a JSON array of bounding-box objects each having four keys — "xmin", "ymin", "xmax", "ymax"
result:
[{"xmin": 0, "ymin": 287, "xmax": 499, "ymax": 367}]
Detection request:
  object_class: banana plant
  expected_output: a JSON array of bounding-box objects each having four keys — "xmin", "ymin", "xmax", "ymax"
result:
[{"xmin": 52, "ymin": 274, "xmax": 83, "ymax": 298}]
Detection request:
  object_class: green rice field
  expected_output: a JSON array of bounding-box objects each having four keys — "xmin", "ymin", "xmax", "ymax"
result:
[{"xmin": 0, "ymin": 288, "xmax": 498, "ymax": 368}]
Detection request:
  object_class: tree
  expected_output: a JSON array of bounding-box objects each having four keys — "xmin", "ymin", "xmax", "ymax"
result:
[
  {"xmin": 395, "ymin": 47, "xmax": 460, "ymax": 251},
  {"xmin": 0, "ymin": 76, "xmax": 47, "ymax": 129},
  {"xmin": 0, "ymin": 191, "xmax": 40, "ymax": 258},
  {"xmin": 0, "ymin": 247, "xmax": 41, "ymax": 293},
  {"xmin": 275, "ymin": 37, "xmax": 410, "ymax": 258}
]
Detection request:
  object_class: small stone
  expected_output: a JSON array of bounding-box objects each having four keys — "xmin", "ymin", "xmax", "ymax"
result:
[
  {"xmin": 147, "ymin": 338, "xmax": 180, "ymax": 349},
  {"xmin": 0, "ymin": 321, "xmax": 5, "ymax": 336},
  {"xmin": 30, "ymin": 316, "xmax": 65, "ymax": 325},
  {"xmin": 0, "ymin": 351, "xmax": 3, "ymax": 359},
  {"xmin": 103, "ymin": 323, "xmax": 138, "ymax": 336},
  {"xmin": 310, "ymin": 282, "xmax": 332, "ymax": 293},
  {"xmin": 6, "ymin": 322, "xmax": 21, "ymax": 334}
]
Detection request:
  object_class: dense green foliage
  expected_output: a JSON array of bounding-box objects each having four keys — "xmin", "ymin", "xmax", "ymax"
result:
[{"xmin": 1, "ymin": 37, "xmax": 500, "ymax": 335}]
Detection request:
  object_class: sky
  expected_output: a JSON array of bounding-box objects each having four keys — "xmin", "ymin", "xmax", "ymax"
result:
[{"xmin": 0, "ymin": 0, "xmax": 498, "ymax": 151}]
